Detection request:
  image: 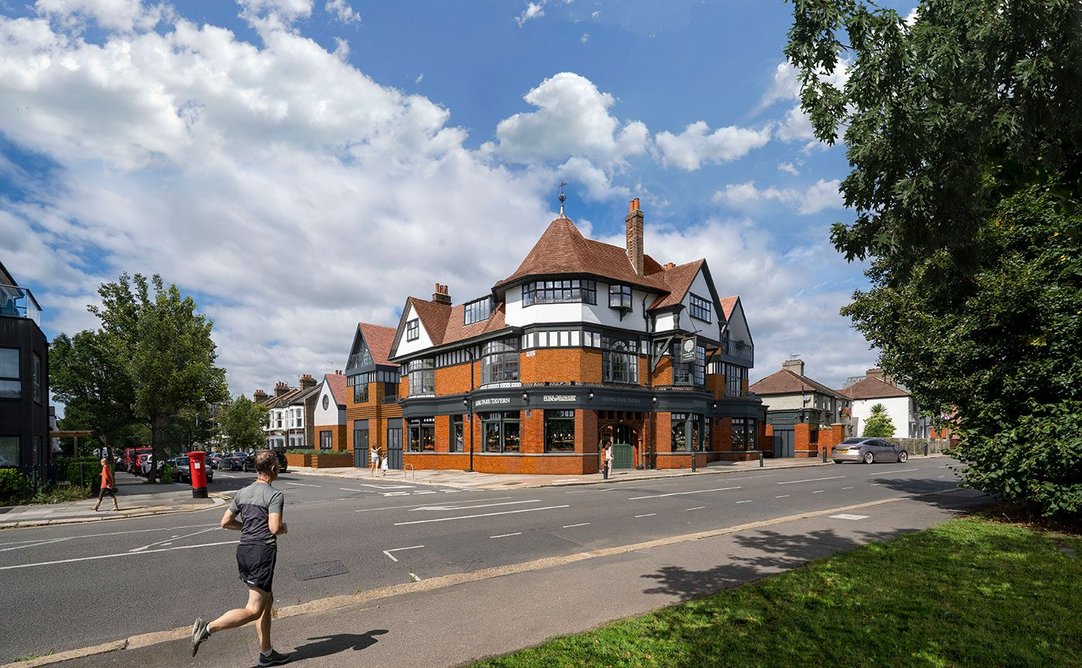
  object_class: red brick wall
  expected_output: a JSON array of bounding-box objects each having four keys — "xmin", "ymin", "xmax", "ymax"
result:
[
  {"xmin": 435, "ymin": 362, "xmax": 477, "ymax": 395},
  {"xmin": 313, "ymin": 424, "xmax": 349, "ymax": 452},
  {"xmin": 520, "ymin": 349, "xmax": 602, "ymax": 385}
]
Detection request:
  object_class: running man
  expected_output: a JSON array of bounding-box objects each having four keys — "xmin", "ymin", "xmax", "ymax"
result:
[{"xmin": 191, "ymin": 450, "xmax": 291, "ymax": 666}]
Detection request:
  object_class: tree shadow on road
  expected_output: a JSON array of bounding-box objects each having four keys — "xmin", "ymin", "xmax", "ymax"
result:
[
  {"xmin": 641, "ymin": 527, "xmax": 902, "ymax": 600},
  {"xmin": 290, "ymin": 629, "xmax": 388, "ymax": 661}
]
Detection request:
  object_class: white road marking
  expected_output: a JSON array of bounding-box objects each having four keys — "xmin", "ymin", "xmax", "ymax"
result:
[
  {"xmin": 442, "ymin": 489, "xmax": 462, "ymax": 493},
  {"xmin": 382, "ymin": 545, "xmax": 425, "ymax": 562},
  {"xmin": 409, "ymin": 573, "xmax": 422, "ymax": 582},
  {"xmin": 490, "ymin": 532, "xmax": 521, "ymax": 539},
  {"xmin": 628, "ymin": 486, "xmax": 740, "ymax": 500},
  {"xmin": 0, "ymin": 540, "xmax": 240, "ymax": 571},
  {"xmin": 129, "ymin": 527, "xmax": 219, "ymax": 553},
  {"xmin": 736, "ymin": 500, "xmax": 752, "ymax": 504},
  {"xmin": 0, "ymin": 537, "xmax": 72, "ymax": 553},
  {"xmin": 775, "ymin": 495, "xmax": 789, "ymax": 499},
  {"xmin": 356, "ymin": 496, "xmax": 513, "ymax": 513},
  {"xmin": 812, "ymin": 490, "xmax": 824, "ymax": 494},
  {"xmin": 394, "ymin": 505, "xmax": 570, "ymax": 526},
  {"xmin": 410, "ymin": 500, "xmax": 540, "ymax": 513},
  {"xmin": 889, "ymin": 468, "xmax": 919, "ymax": 473},
  {"xmin": 285, "ymin": 482, "xmax": 321, "ymax": 488},
  {"xmin": 341, "ymin": 484, "xmax": 416, "ymax": 491},
  {"xmin": 777, "ymin": 475, "xmax": 846, "ymax": 485},
  {"xmin": 413, "ymin": 490, "xmax": 437, "ymax": 495},
  {"xmin": 562, "ymin": 522, "xmax": 590, "ymax": 528},
  {"xmin": 634, "ymin": 513, "xmax": 656, "ymax": 518},
  {"xmin": 830, "ymin": 514, "xmax": 870, "ymax": 520},
  {"xmin": 842, "ymin": 487, "xmax": 854, "ymax": 490},
  {"xmin": 938, "ymin": 475, "xmax": 946, "ymax": 478},
  {"xmin": 383, "ymin": 492, "xmax": 411, "ymax": 496},
  {"xmin": 685, "ymin": 506, "xmax": 705, "ymax": 511}
]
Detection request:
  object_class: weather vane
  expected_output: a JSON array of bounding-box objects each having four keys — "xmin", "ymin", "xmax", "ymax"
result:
[{"xmin": 558, "ymin": 182, "xmax": 567, "ymax": 217}]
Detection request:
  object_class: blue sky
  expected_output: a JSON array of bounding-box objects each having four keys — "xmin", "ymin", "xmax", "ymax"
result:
[{"xmin": 0, "ymin": 0, "xmax": 896, "ymax": 401}]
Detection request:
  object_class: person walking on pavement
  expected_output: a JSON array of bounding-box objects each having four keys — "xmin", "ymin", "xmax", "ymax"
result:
[
  {"xmin": 93, "ymin": 457, "xmax": 119, "ymax": 511},
  {"xmin": 370, "ymin": 443, "xmax": 379, "ymax": 475},
  {"xmin": 191, "ymin": 450, "xmax": 291, "ymax": 667}
]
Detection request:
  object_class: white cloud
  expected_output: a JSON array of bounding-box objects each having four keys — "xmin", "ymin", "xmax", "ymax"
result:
[
  {"xmin": 516, "ymin": 2, "xmax": 544, "ymax": 27},
  {"xmin": 778, "ymin": 161, "xmax": 800, "ymax": 176},
  {"xmin": 35, "ymin": 0, "xmax": 173, "ymax": 32},
  {"xmin": 580, "ymin": 32, "xmax": 588, "ymax": 43},
  {"xmin": 556, "ymin": 157, "xmax": 630, "ymax": 202},
  {"xmin": 237, "ymin": 0, "xmax": 314, "ymax": 31},
  {"xmin": 712, "ymin": 179, "xmax": 842, "ymax": 215},
  {"xmin": 415, "ymin": 73, "xmax": 423, "ymax": 84},
  {"xmin": 654, "ymin": 121, "xmax": 771, "ymax": 171},
  {"xmin": 0, "ymin": 12, "xmax": 550, "ymax": 396},
  {"xmin": 484, "ymin": 72, "xmax": 649, "ymax": 166},
  {"xmin": 324, "ymin": 0, "xmax": 360, "ymax": 24}
]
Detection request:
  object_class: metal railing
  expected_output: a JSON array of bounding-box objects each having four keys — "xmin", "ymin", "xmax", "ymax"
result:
[{"xmin": 0, "ymin": 284, "xmax": 42, "ymax": 326}]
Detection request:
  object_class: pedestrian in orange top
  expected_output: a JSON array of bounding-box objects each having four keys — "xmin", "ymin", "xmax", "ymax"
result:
[{"xmin": 93, "ymin": 457, "xmax": 119, "ymax": 511}]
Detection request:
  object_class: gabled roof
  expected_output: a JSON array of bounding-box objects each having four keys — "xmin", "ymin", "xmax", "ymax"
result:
[
  {"xmin": 838, "ymin": 375, "xmax": 911, "ymax": 400},
  {"xmin": 289, "ymin": 384, "xmax": 321, "ymax": 406},
  {"xmin": 493, "ymin": 216, "xmax": 667, "ymax": 293},
  {"xmin": 750, "ymin": 369, "xmax": 848, "ymax": 400},
  {"xmin": 323, "ymin": 373, "xmax": 348, "ymax": 405},
  {"xmin": 357, "ymin": 322, "xmax": 396, "ymax": 366},
  {"xmin": 649, "ymin": 259, "xmax": 704, "ymax": 310},
  {"xmin": 264, "ymin": 387, "xmax": 301, "ymax": 409},
  {"xmin": 401, "ymin": 297, "xmax": 509, "ymax": 349},
  {"xmin": 721, "ymin": 296, "xmax": 739, "ymax": 320}
]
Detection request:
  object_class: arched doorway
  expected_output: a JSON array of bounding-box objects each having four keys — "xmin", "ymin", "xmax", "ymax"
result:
[{"xmin": 599, "ymin": 416, "xmax": 640, "ymax": 470}]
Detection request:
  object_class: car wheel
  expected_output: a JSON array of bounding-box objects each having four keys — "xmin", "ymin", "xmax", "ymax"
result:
[
  {"xmin": 898, "ymin": 450, "xmax": 908, "ymax": 463},
  {"xmin": 862, "ymin": 451, "xmax": 874, "ymax": 464}
]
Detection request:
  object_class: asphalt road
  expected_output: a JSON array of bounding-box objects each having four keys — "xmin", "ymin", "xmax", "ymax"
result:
[{"xmin": 0, "ymin": 458, "xmax": 964, "ymax": 664}]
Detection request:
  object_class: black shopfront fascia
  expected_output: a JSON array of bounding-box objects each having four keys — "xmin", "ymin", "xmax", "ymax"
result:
[{"xmin": 400, "ymin": 386, "xmax": 763, "ymax": 420}]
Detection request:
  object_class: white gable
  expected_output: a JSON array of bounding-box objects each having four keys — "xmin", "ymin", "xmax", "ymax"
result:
[{"xmin": 394, "ymin": 302, "xmax": 435, "ymax": 356}]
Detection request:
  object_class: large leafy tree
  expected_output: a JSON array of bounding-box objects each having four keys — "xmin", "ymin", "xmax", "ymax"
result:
[
  {"xmin": 786, "ymin": 0, "xmax": 1081, "ymax": 517},
  {"xmin": 218, "ymin": 395, "xmax": 269, "ymax": 451},
  {"xmin": 50, "ymin": 330, "xmax": 137, "ymax": 456},
  {"xmin": 87, "ymin": 274, "xmax": 229, "ymax": 481}
]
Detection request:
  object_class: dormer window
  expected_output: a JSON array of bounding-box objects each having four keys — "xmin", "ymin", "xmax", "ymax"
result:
[
  {"xmin": 609, "ymin": 284, "xmax": 632, "ymax": 311},
  {"xmin": 406, "ymin": 318, "xmax": 419, "ymax": 341},
  {"xmin": 464, "ymin": 297, "xmax": 492, "ymax": 325},
  {"xmin": 522, "ymin": 279, "xmax": 596, "ymax": 306},
  {"xmin": 689, "ymin": 293, "xmax": 711, "ymax": 323}
]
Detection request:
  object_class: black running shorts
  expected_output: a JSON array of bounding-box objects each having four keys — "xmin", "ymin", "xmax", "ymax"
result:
[{"xmin": 236, "ymin": 543, "xmax": 277, "ymax": 593}]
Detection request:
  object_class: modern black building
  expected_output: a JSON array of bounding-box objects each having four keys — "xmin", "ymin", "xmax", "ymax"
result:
[{"xmin": 0, "ymin": 261, "xmax": 49, "ymax": 470}]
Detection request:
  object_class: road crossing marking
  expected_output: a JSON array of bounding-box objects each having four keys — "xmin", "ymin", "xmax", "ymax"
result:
[
  {"xmin": 383, "ymin": 545, "xmax": 425, "ymax": 562},
  {"xmin": 628, "ymin": 486, "xmax": 740, "ymax": 500},
  {"xmin": 777, "ymin": 476, "xmax": 846, "ymax": 485},
  {"xmin": 394, "ymin": 505, "xmax": 569, "ymax": 526}
]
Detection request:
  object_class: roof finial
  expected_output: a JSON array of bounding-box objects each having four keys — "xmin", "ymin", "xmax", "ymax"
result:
[{"xmin": 558, "ymin": 182, "xmax": 567, "ymax": 217}]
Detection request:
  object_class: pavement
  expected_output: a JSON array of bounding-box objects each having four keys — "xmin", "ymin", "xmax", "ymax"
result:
[
  {"xmin": 0, "ymin": 454, "xmax": 850, "ymax": 530},
  {"xmin": 1, "ymin": 453, "xmax": 979, "ymax": 668}
]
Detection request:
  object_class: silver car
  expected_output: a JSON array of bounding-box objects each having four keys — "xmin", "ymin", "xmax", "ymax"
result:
[{"xmin": 831, "ymin": 437, "xmax": 909, "ymax": 464}]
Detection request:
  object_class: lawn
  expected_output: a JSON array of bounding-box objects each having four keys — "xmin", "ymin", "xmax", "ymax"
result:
[{"xmin": 471, "ymin": 517, "xmax": 1082, "ymax": 667}]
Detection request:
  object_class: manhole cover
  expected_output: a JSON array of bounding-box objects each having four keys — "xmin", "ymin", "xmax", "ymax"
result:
[{"xmin": 293, "ymin": 561, "xmax": 349, "ymax": 581}]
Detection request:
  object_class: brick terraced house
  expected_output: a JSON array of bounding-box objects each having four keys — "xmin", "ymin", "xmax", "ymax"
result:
[{"xmin": 373, "ymin": 200, "xmax": 764, "ymax": 474}]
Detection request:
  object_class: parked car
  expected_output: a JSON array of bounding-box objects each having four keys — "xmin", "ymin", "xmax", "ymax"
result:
[
  {"xmin": 206, "ymin": 453, "xmax": 222, "ymax": 469},
  {"xmin": 831, "ymin": 437, "xmax": 909, "ymax": 464},
  {"xmin": 221, "ymin": 452, "xmax": 248, "ymax": 471},
  {"xmin": 240, "ymin": 449, "xmax": 289, "ymax": 474},
  {"xmin": 171, "ymin": 455, "xmax": 214, "ymax": 484},
  {"xmin": 139, "ymin": 454, "xmax": 166, "ymax": 477}
]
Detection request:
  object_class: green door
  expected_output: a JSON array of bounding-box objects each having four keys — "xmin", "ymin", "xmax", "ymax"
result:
[{"xmin": 613, "ymin": 425, "xmax": 634, "ymax": 469}]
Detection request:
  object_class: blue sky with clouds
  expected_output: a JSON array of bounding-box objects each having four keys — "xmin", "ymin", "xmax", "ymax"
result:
[{"xmin": 1, "ymin": 0, "xmax": 899, "ymax": 402}]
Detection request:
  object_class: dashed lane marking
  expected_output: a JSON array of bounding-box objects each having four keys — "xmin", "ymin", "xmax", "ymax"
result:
[
  {"xmin": 812, "ymin": 490, "xmax": 824, "ymax": 494},
  {"xmin": 562, "ymin": 522, "xmax": 590, "ymax": 528},
  {"xmin": 490, "ymin": 532, "xmax": 521, "ymax": 539},
  {"xmin": 777, "ymin": 475, "xmax": 846, "ymax": 485},
  {"xmin": 394, "ymin": 505, "xmax": 570, "ymax": 526},
  {"xmin": 628, "ymin": 486, "xmax": 740, "ymax": 500},
  {"xmin": 775, "ymin": 495, "xmax": 789, "ymax": 499},
  {"xmin": 736, "ymin": 500, "xmax": 752, "ymax": 504},
  {"xmin": 634, "ymin": 513, "xmax": 656, "ymax": 518},
  {"xmin": 685, "ymin": 506, "xmax": 705, "ymax": 511}
]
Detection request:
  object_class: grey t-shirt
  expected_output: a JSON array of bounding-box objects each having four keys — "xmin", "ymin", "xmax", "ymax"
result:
[{"xmin": 228, "ymin": 481, "xmax": 284, "ymax": 546}]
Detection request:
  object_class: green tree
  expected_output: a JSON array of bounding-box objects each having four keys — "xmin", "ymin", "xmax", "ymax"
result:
[
  {"xmin": 218, "ymin": 395, "xmax": 269, "ymax": 451},
  {"xmin": 89, "ymin": 274, "xmax": 229, "ymax": 482},
  {"xmin": 50, "ymin": 330, "xmax": 137, "ymax": 457},
  {"xmin": 786, "ymin": 0, "xmax": 1082, "ymax": 517},
  {"xmin": 862, "ymin": 403, "xmax": 896, "ymax": 438}
]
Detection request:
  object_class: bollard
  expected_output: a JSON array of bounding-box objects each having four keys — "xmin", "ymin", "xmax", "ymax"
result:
[
  {"xmin": 822, "ymin": 447, "xmax": 828, "ymax": 463},
  {"xmin": 924, "ymin": 443, "xmax": 929, "ymax": 456},
  {"xmin": 759, "ymin": 451, "xmax": 764, "ymax": 467},
  {"xmin": 691, "ymin": 452, "xmax": 697, "ymax": 472}
]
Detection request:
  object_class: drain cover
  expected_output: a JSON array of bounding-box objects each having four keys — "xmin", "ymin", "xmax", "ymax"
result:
[{"xmin": 293, "ymin": 561, "xmax": 349, "ymax": 581}]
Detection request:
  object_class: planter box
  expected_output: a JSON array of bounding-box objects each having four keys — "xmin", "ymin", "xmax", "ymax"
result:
[
  {"xmin": 310, "ymin": 453, "xmax": 353, "ymax": 468},
  {"xmin": 286, "ymin": 453, "xmax": 311, "ymax": 468}
]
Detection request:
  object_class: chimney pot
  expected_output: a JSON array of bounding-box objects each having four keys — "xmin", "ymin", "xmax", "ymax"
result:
[
  {"xmin": 432, "ymin": 282, "xmax": 452, "ymax": 305},
  {"xmin": 625, "ymin": 198, "xmax": 645, "ymax": 276}
]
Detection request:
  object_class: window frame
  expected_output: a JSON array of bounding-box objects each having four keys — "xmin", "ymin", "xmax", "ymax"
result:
[
  {"xmin": 481, "ymin": 411, "xmax": 521, "ymax": 453},
  {"xmin": 353, "ymin": 382, "xmax": 369, "ymax": 404},
  {"xmin": 0, "ymin": 435, "xmax": 17, "ymax": 467},
  {"xmin": 0, "ymin": 347, "xmax": 19, "ymax": 400},
  {"xmin": 731, "ymin": 418, "xmax": 757, "ymax": 451},
  {"xmin": 406, "ymin": 359, "xmax": 435, "ymax": 396},
  {"xmin": 608, "ymin": 284, "xmax": 633, "ymax": 310},
  {"xmin": 463, "ymin": 297, "xmax": 493, "ymax": 325},
  {"xmin": 450, "ymin": 415, "xmax": 464, "ymax": 452},
  {"xmin": 319, "ymin": 430, "xmax": 332, "ymax": 450},
  {"xmin": 406, "ymin": 318, "xmax": 419, "ymax": 341},
  {"xmin": 602, "ymin": 338, "xmax": 639, "ymax": 384},
  {"xmin": 544, "ymin": 409, "xmax": 576, "ymax": 453},
  {"xmin": 521, "ymin": 279, "xmax": 597, "ymax": 307},
  {"xmin": 688, "ymin": 293, "xmax": 712, "ymax": 323},
  {"xmin": 407, "ymin": 417, "xmax": 436, "ymax": 452}
]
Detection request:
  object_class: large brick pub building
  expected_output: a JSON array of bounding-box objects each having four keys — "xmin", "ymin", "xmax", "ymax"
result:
[{"xmin": 344, "ymin": 200, "xmax": 765, "ymax": 474}]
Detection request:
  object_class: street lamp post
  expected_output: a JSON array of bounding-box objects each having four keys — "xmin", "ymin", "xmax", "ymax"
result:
[{"xmin": 467, "ymin": 347, "xmax": 475, "ymax": 472}]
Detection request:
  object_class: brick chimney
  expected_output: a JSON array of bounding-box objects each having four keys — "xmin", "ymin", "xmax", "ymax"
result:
[
  {"xmin": 253, "ymin": 389, "xmax": 268, "ymax": 403},
  {"xmin": 299, "ymin": 374, "xmax": 316, "ymax": 389},
  {"xmin": 625, "ymin": 198, "xmax": 644, "ymax": 276},
  {"xmin": 867, "ymin": 368, "xmax": 893, "ymax": 385},
  {"xmin": 432, "ymin": 282, "xmax": 452, "ymax": 305},
  {"xmin": 783, "ymin": 359, "xmax": 805, "ymax": 376},
  {"xmin": 274, "ymin": 381, "xmax": 290, "ymax": 397}
]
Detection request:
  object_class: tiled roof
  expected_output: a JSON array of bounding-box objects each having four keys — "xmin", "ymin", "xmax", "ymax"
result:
[
  {"xmin": 750, "ymin": 369, "xmax": 848, "ymax": 400},
  {"xmin": 493, "ymin": 217, "xmax": 669, "ymax": 294},
  {"xmin": 358, "ymin": 322, "xmax": 396, "ymax": 366},
  {"xmin": 649, "ymin": 259, "xmax": 704, "ymax": 310},
  {"xmin": 721, "ymin": 296, "xmax": 738, "ymax": 320},
  {"xmin": 289, "ymin": 384, "xmax": 321, "ymax": 405},
  {"xmin": 405, "ymin": 298, "xmax": 508, "ymax": 347},
  {"xmin": 838, "ymin": 375, "xmax": 910, "ymax": 400},
  {"xmin": 324, "ymin": 373, "xmax": 348, "ymax": 404}
]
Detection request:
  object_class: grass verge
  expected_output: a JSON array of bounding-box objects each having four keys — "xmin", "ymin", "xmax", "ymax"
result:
[{"xmin": 472, "ymin": 517, "xmax": 1081, "ymax": 667}]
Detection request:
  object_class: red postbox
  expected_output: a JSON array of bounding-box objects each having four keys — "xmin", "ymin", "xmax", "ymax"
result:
[{"xmin": 187, "ymin": 451, "xmax": 208, "ymax": 499}]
